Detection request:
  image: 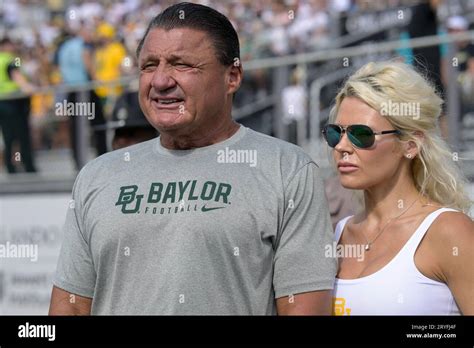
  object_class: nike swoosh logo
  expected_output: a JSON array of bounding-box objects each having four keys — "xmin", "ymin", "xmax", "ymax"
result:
[{"xmin": 201, "ymin": 205, "xmax": 226, "ymax": 212}]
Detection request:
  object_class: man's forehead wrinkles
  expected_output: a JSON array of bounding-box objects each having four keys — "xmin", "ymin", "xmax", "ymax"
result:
[
  {"xmin": 140, "ymin": 51, "xmax": 201, "ymax": 62},
  {"xmin": 142, "ymin": 29, "xmax": 213, "ymax": 54},
  {"xmin": 141, "ymin": 43, "xmax": 212, "ymax": 62}
]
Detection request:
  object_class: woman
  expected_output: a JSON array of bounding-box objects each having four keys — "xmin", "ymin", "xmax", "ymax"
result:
[{"xmin": 322, "ymin": 61, "xmax": 473, "ymax": 315}]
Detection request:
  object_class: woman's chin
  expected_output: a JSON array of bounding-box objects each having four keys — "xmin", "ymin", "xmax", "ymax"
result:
[{"xmin": 339, "ymin": 176, "xmax": 369, "ymax": 190}]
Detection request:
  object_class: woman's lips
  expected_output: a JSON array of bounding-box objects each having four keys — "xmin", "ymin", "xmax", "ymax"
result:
[
  {"xmin": 338, "ymin": 166, "xmax": 358, "ymax": 173},
  {"xmin": 337, "ymin": 163, "xmax": 359, "ymax": 173}
]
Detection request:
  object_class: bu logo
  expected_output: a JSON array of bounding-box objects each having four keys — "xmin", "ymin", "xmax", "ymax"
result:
[{"xmin": 115, "ymin": 185, "xmax": 144, "ymax": 214}]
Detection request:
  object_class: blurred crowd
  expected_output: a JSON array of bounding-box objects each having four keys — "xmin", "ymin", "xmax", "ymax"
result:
[
  {"xmin": 0, "ymin": 0, "xmax": 424, "ymax": 93},
  {"xmin": 0, "ymin": 0, "xmax": 473, "ymax": 174}
]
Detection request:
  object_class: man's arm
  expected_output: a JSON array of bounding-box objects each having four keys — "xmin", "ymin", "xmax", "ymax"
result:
[
  {"xmin": 276, "ymin": 290, "xmax": 333, "ymax": 315},
  {"xmin": 273, "ymin": 162, "xmax": 337, "ymax": 315},
  {"xmin": 49, "ymin": 286, "xmax": 92, "ymax": 315}
]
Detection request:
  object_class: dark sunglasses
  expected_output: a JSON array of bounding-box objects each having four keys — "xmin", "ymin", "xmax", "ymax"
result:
[{"xmin": 322, "ymin": 124, "xmax": 401, "ymax": 149}]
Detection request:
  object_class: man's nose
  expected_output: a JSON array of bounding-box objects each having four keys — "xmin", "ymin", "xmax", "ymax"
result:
[{"xmin": 150, "ymin": 65, "xmax": 177, "ymax": 92}]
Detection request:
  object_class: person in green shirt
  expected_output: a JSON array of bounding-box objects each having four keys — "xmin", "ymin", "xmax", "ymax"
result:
[{"xmin": 0, "ymin": 37, "xmax": 37, "ymax": 173}]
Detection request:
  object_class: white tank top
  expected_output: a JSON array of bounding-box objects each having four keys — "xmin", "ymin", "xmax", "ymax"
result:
[{"xmin": 333, "ymin": 208, "xmax": 461, "ymax": 315}]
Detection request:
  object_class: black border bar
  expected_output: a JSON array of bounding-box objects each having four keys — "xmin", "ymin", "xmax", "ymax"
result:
[{"xmin": 0, "ymin": 315, "xmax": 472, "ymax": 345}]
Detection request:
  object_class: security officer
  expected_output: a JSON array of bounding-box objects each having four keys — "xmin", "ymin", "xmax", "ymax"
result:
[{"xmin": 0, "ymin": 37, "xmax": 36, "ymax": 173}]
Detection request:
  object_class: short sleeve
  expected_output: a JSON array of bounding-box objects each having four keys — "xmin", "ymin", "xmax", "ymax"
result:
[
  {"xmin": 273, "ymin": 162, "xmax": 337, "ymax": 298},
  {"xmin": 52, "ymin": 170, "xmax": 96, "ymax": 298}
]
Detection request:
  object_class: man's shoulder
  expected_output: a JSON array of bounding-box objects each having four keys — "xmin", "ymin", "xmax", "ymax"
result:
[
  {"xmin": 243, "ymin": 128, "xmax": 316, "ymax": 175},
  {"xmin": 244, "ymin": 128, "xmax": 313, "ymax": 163},
  {"xmin": 77, "ymin": 138, "xmax": 156, "ymax": 181}
]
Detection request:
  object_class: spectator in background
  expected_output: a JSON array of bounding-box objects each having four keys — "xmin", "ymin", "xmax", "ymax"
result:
[
  {"xmin": 408, "ymin": 0, "xmax": 446, "ymax": 137},
  {"xmin": 94, "ymin": 87, "xmax": 158, "ymax": 151},
  {"xmin": 281, "ymin": 66, "xmax": 307, "ymax": 143},
  {"xmin": 93, "ymin": 22, "xmax": 127, "ymax": 110},
  {"xmin": 408, "ymin": 0, "xmax": 443, "ymax": 97},
  {"xmin": 442, "ymin": 16, "xmax": 474, "ymax": 121},
  {"xmin": 0, "ymin": 37, "xmax": 37, "ymax": 173},
  {"xmin": 444, "ymin": 16, "xmax": 474, "ymax": 72},
  {"xmin": 266, "ymin": 0, "xmax": 292, "ymax": 56},
  {"xmin": 57, "ymin": 23, "xmax": 107, "ymax": 170}
]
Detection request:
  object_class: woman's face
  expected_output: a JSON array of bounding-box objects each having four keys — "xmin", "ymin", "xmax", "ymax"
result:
[{"xmin": 333, "ymin": 97, "xmax": 403, "ymax": 190}]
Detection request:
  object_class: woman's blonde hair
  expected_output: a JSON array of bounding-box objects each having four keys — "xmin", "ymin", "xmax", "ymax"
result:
[{"xmin": 329, "ymin": 60, "xmax": 472, "ymax": 214}]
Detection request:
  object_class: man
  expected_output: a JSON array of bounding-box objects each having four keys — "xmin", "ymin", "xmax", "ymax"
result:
[
  {"xmin": 49, "ymin": 2, "xmax": 336, "ymax": 315},
  {"xmin": 0, "ymin": 37, "xmax": 36, "ymax": 173},
  {"xmin": 408, "ymin": 0, "xmax": 443, "ymax": 98},
  {"xmin": 407, "ymin": 0, "xmax": 449, "ymax": 138},
  {"xmin": 93, "ymin": 22, "xmax": 127, "ymax": 106},
  {"xmin": 57, "ymin": 24, "xmax": 107, "ymax": 170},
  {"xmin": 442, "ymin": 16, "xmax": 474, "ymax": 122}
]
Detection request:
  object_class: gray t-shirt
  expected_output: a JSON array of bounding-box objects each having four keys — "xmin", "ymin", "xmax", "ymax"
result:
[{"xmin": 53, "ymin": 125, "xmax": 337, "ymax": 315}]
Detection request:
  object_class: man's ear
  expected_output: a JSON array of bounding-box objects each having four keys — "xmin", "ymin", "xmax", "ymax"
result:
[{"xmin": 227, "ymin": 62, "xmax": 243, "ymax": 95}]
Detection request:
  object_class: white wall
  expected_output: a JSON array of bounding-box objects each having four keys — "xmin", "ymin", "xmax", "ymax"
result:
[{"xmin": 0, "ymin": 194, "xmax": 70, "ymax": 314}]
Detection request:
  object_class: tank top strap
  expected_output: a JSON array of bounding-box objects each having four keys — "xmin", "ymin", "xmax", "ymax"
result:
[
  {"xmin": 335, "ymin": 215, "xmax": 353, "ymax": 243},
  {"xmin": 401, "ymin": 207, "xmax": 459, "ymax": 258}
]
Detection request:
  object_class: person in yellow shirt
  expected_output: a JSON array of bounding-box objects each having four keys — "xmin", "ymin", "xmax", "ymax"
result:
[{"xmin": 93, "ymin": 23, "xmax": 127, "ymax": 107}]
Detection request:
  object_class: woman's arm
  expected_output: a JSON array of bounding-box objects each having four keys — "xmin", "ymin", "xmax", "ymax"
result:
[{"xmin": 431, "ymin": 211, "xmax": 474, "ymax": 314}]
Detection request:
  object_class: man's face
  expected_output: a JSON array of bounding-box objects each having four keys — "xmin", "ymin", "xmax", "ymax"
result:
[{"xmin": 138, "ymin": 28, "xmax": 236, "ymax": 134}]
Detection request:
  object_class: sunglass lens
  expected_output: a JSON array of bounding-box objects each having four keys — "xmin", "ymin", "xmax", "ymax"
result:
[
  {"xmin": 324, "ymin": 125, "xmax": 341, "ymax": 148},
  {"xmin": 348, "ymin": 125, "xmax": 374, "ymax": 148}
]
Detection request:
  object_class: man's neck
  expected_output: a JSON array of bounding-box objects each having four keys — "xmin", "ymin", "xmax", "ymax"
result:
[{"xmin": 160, "ymin": 120, "xmax": 240, "ymax": 150}]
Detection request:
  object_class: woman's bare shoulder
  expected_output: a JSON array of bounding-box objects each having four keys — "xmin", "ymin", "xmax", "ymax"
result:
[
  {"xmin": 427, "ymin": 210, "xmax": 474, "ymax": 263},
  {"xmin": 430, "ymin": 210, "xmax": 474, "ymax": 240}
]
